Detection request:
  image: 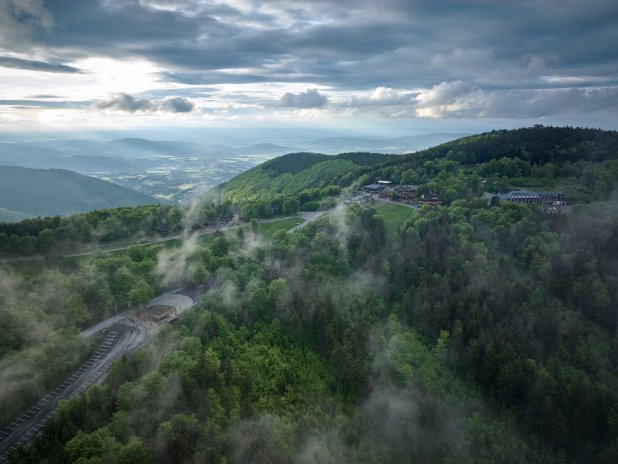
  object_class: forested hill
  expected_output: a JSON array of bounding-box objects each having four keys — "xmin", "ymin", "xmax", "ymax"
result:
[
  {"xmin": 215, "ymin": 151, "xmax": 396, "ymax": 205},
  {"xmin": 404, "ymin": 126, "xmax": 618, "ymax": 165},
  {"xmin": 203, "ymin": 126, "xmax": 618, "ymax": 221},
  {"xmin": 0, "ymin": 166, "xmax": 161, "ymax": 219}
]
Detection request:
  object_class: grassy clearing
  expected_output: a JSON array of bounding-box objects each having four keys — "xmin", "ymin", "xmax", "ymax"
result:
[
  {"xmin": 375, "ymin": 203, "xmax": 415, "ymax": 237},
  {"xmin": 259, "ymin": 216, "xmax": 304, "ymax": 238}
]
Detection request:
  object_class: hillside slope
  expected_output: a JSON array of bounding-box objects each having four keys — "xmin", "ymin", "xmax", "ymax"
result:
[
  {"xmin": 401, "ymin": 126, "xmax": 618, "ymax": 164},
  {"xmin": 356, "ymin": 126, "xmax": 618, "ymax": 202},
  {"xmin": 0, "ymin": 166, "xmax": 161, "ymax": 218},
  {"xmin": 216, "ymin": 152, "xmax": 396, "ymax": 204},
  {"xmin": 203, "ymin": 126, "xmax": 618, "ymax": 221}
]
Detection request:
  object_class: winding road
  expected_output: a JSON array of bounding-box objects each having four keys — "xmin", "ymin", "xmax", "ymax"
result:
[
  {"xmin": 0, "ymin": 319, "xmax": 147, "ymax": 462},
  {"xmin": 0, "ymin": 289, "xmax": 196, "ymax": 461},
  {"xmin": 0, "ymin": 208, "xmax": 321, "ymax": 460}
]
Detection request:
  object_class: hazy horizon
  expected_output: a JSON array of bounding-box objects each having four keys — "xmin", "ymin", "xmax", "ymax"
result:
[{"xmin": 1, "ymin": 1, "xmax": 617, "ymax": 138}]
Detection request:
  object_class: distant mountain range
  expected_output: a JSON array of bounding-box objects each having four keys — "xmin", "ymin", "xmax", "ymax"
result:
[
  {"xmin": 0, "ymin": 133, "xmax": 468, "ymax": 174},
  {"xmin": 304, "ymin": 133, "xmax": 470, "ymax": 153},
  {"xmin": 0, "ymin": 208, "xmax": 30, "ymax": 223},
  {"xmin": 0, "ymin": 166, "xmax": 161, "ymax": 220},
  {"xmin": 202, "ymin": 133, "xmax": 469, "ymax": 156}
]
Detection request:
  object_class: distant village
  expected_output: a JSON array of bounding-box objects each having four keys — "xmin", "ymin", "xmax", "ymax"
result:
[{"xmin": 349, "ymin": 180, "xmax": 573, "ymax": 213}]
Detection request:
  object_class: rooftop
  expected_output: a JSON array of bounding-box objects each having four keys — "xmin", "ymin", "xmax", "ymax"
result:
[{"xmin": 142, "ymin": 304, "xmax": 176, "ymax": 318}]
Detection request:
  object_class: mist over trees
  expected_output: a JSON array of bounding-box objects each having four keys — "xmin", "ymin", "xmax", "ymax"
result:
[
  {"xmin": 10, "ymin": 199, "xmax": 618, "ymax": 463},
  {"xmin": 3, "ymin": 127, "xmax": 618, "ymax": 463},
  {"xmin": 0, "ymin": 205, "xmax": 184, "ymax": 257}
]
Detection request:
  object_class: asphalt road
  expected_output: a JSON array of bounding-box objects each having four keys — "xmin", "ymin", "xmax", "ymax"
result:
[
  {"xmin": 287, "ymin": 210, "xmax": 328, "ymax": 233},
  {"xmin": 0, "ymin": 320, "xmax": 147, "ymax": 462}
]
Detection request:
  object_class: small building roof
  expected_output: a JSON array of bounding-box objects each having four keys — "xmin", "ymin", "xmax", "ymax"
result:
[
  {"xmin": 538, "ymin": 191, "xmax": 564, "ymax": 196},
  {"xmin": 509, "ymin": 190, "xmax": 539, "ymax": 196},
  {"xmin": 143, "ymin": 304, "xmax": 175, "ymax": 318}
]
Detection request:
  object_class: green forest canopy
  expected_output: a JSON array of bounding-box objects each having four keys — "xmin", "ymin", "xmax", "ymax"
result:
[{"xmin": 2, "ymin": 126, "xmax": 618, "ymax": 463}]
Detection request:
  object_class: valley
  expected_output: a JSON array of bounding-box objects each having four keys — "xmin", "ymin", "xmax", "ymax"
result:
[
  {"xmin": 0, "ymin": 133, "xmax": 466, "ymax": 207},
  {"xmin": 89, "ymin": 153, "xmax": 273, "ymax": 203}
]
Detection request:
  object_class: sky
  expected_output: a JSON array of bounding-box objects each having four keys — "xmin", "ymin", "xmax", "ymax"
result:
[{"xmin": 0, "ymin": 0, "xmax": 617, "ymax": 138}]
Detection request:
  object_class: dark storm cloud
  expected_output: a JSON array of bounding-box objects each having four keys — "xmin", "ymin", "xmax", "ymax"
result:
[
  {"xmin": 96, "ymin": 93, "xmax": 195, "ymax": 113},
  {"xmin": 37, "ymin": 0, "xmax": 220, "ymax": 48},
  {"xmin": 21, "ymin": 1, "xmax": 415, "ymax": 84},
  {"xmin": 0, "ymin": 56, "xmax": 80, "ymax": 73},
  {"xmin": 0, "ymin": 0, "xmax": 53, "ymax": 50},
  {"xmin": 28, "ymin": 1, "xmax": 618, "ymax": 84}
]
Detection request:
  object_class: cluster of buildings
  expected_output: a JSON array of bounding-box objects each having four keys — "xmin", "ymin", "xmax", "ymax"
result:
[
  {"xmin": 356, "ymin": 181, "xmax": 443, "ymax": 207},
  {"xmin": 351, "ymin": 181, "xmax": 571, "ymax": 212},
  {"xmin": 349, "ymin": 180, "xmax": 573, "ymax": 212}
]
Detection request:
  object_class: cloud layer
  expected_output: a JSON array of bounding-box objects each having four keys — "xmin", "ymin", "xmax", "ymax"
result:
[{"xmin": 0, "ymin": 0, "xmax": 617, "ymax": 127}]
